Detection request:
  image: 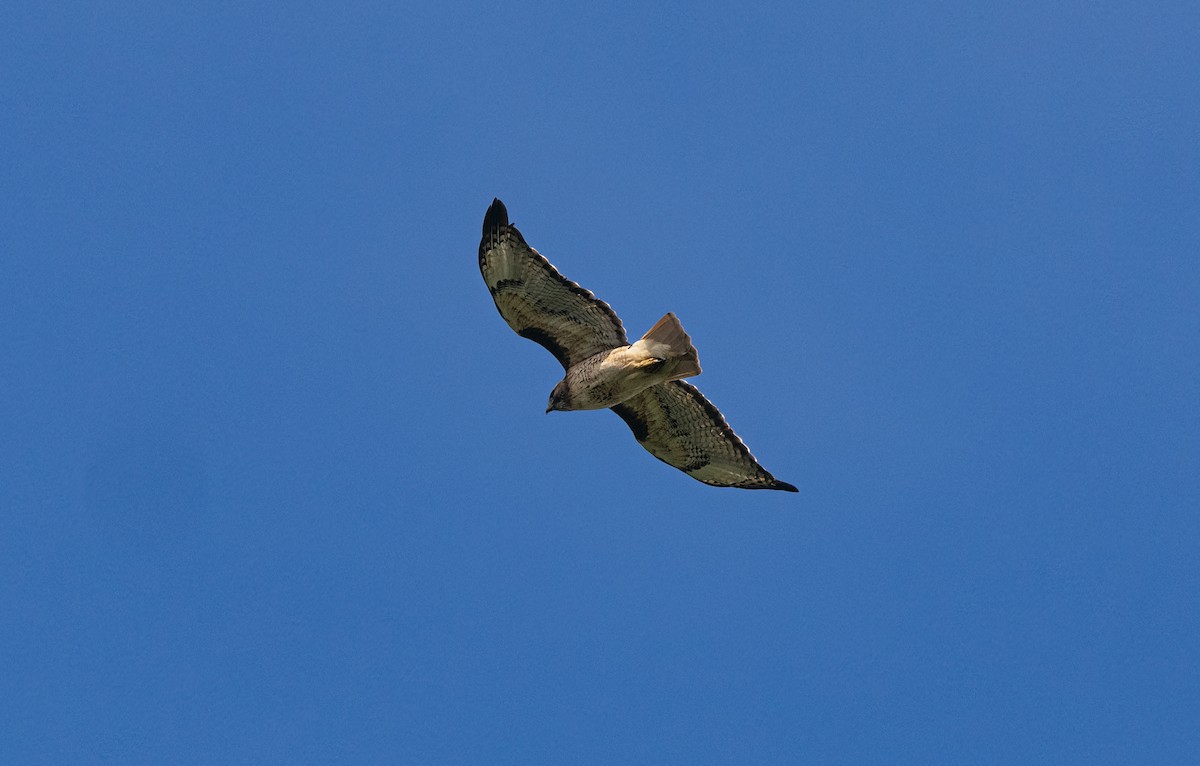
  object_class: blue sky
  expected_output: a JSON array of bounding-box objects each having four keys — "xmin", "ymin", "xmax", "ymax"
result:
[{"xmin": 3, "ymin": 2, "xmax": 1197, "ymax": 763}]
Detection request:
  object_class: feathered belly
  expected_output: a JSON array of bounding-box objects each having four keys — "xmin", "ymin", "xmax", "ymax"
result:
[{"xmin": 564, "ymin": 347, "xmax": 668, "ymax": 410}]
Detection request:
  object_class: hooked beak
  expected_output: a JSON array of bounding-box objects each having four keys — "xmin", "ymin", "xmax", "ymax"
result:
[{"xmin": 545, "ymin": 404, "xmax": 554, "ymax": 414}]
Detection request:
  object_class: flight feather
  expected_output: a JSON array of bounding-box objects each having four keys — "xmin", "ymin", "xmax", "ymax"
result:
[{"xmin": 479, "ymin": 199, "xmax": 626, "ymax": 369}]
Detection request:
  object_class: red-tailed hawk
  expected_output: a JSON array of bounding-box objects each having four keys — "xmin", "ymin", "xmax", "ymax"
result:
[{"xmin": 479, "ymin": 198, "xmax": 797, "ymax": 492}]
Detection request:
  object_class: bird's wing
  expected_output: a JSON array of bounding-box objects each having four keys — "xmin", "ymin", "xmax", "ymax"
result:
[
  {"xmin": 479, "ymin": 198, "xmax": 627, "ymax": 369},
  {"xmin": 611, "ymin": 381, "xmax": 798, "ymax": 491}
]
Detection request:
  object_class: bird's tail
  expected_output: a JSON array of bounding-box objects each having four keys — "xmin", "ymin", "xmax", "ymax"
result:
[{"xmin": 637, "ymin": 312, "xmax": 702, "ymax": 381}]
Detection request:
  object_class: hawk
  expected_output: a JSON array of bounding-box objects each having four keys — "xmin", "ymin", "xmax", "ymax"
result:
[{"xmin": 479, "ymin": 198, "xmax": 798, "ymax": 492}]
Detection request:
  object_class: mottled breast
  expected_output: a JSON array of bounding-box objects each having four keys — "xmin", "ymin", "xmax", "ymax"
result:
[{"xmin": 564, "ymin": 347, "xmax": 670, "ymax": 410}]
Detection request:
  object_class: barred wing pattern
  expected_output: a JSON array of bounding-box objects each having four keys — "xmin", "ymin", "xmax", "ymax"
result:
[
  {"xmin": 479, "ymin": 199, "xmax": 626, "ymax": 370},
  {"xmin": 611, "ymin": 381, "xmax": 798, "ymax": 491}
]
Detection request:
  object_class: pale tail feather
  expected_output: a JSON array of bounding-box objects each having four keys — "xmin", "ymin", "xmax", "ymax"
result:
[{"xmin": 638, "ymin": 312, "xmax": 701, "ymax": 381}]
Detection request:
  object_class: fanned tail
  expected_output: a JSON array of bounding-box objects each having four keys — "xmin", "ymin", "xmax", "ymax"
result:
[{"xmin": 638, "ymin": 312, "xmax": 701, "ymax": 381}]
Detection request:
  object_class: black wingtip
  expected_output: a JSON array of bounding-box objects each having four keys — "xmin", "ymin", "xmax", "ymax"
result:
[
  {"xmin": 774, "ymin": 481, "xmax": 799, "ymax": 493},
  {"xmin": 483, "ymin": 198, "xmax": 508, "ymax": 237}
]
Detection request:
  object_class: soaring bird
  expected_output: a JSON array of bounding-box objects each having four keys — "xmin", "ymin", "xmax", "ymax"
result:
[{"xmin": 479, "ymin": 198, "xmax": 797, "ymax": 492}]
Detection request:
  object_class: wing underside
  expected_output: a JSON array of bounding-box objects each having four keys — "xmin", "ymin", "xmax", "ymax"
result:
[
  {"xmin": 479, "ymin": 199, "xmax": 626, "ymax": 369},
  {"xmin": 611, "ymin": 381, "xmax": 798, "ymax": 491}
]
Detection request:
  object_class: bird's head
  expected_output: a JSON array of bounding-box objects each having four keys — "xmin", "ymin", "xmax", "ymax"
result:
[{"xmin": 546, "ymin": 380, "xmax": 570, "ymax": 413}]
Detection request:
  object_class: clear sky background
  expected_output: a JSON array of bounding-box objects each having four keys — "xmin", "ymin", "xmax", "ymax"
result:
[{"xmin": 3, "ymin": 3, "xmax": 1198, "ymax": 763}]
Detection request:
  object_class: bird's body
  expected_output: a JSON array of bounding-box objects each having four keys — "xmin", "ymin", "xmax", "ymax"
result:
[
  {"xmin": 550, "ymin": 312, "xmax": 701, "ymax": 411},
  {"xmin": 479, "ymin": 198, "xmax": 797, "ymax": 492},
  {"xmin": 552, "ymin": 347, "xmax": 649, "ymax": 411}
]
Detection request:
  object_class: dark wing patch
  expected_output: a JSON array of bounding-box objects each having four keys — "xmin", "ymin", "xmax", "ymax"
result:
[
  {"xmin": 480, "ymin": 199, "xmax": 627, "ymax": 369},
  {"xmin": 611, "ymin": 381, "xmax": 798, "ymax": 491}
]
